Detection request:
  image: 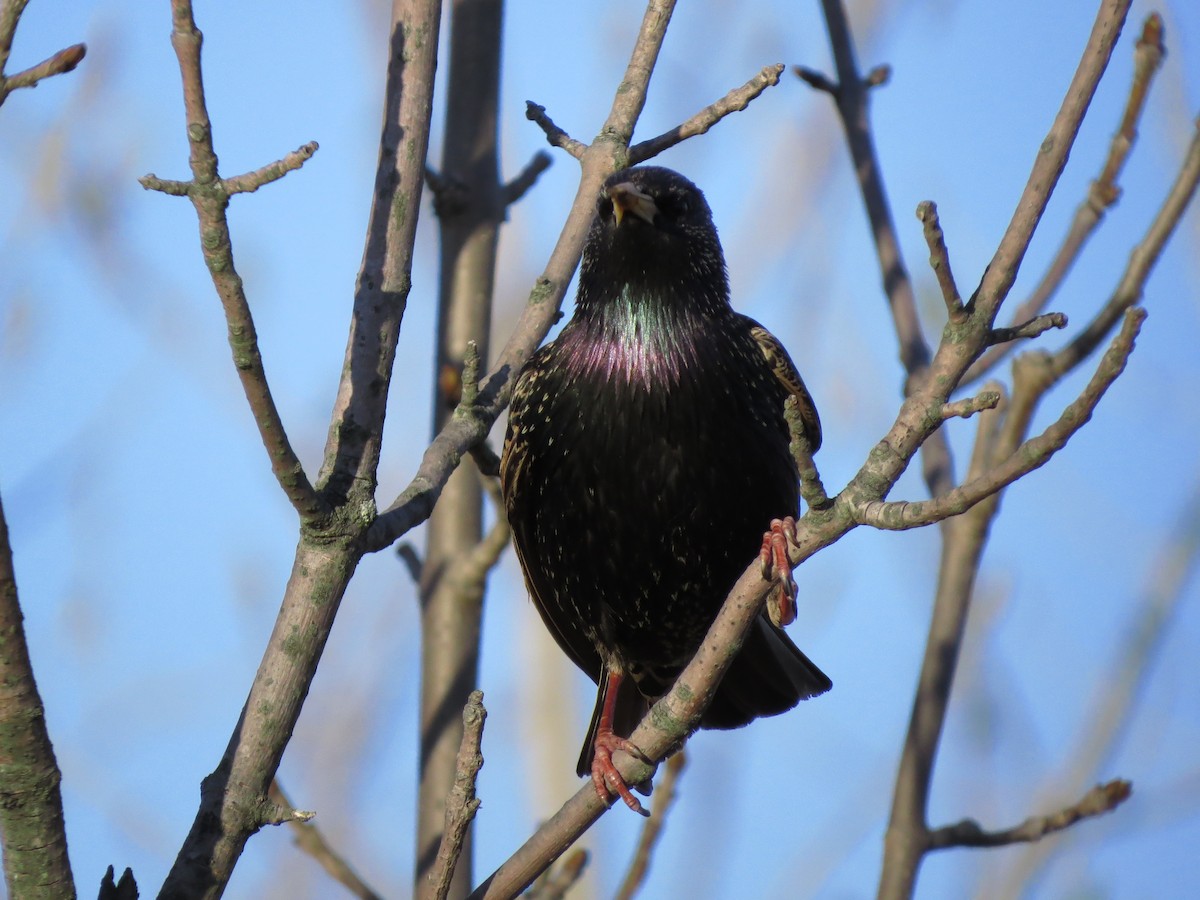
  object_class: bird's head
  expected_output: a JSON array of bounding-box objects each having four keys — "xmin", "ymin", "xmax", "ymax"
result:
[{"xmin": 577, "ymin": 166, "xmax": 730, "ymax": 316}]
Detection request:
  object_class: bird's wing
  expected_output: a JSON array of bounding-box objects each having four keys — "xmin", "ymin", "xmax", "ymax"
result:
[
  {"xmin": 501, "ymin": 351, "xmax": 605, "ymax": 684},
  {"xmin": 740, "ymin": 315, "xmax": 822, "ymax": 452}
]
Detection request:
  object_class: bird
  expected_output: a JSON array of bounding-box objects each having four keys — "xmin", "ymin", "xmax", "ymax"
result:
[{"xmin": 500, "ymin": 165, "xmax": 831, "ymax": 814}]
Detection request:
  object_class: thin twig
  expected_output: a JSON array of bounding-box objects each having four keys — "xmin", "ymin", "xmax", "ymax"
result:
[
  {"xmin": 927, "ymin": 780, "xmax": 1131, "ymax": 850},
  {"xmin": 97, "ymin": 866, "xmax": 138, "ymax": 900},
  {"xmin": 613, "ymin": 751, "xmax": 687, "ymax": 900},
  {"xmin": 787, "ymin": 396, "xmax": 830, "ymax": 511},
  {"xmin": 159, "ymin": 0, "xmax": 443, "ymax": 894},
  {"xmin": 222, "ymin": 141, "xmax": 319, "ymax": 194},
  {"xmin": 502, "ymin": 151, "xmax": 553, "ymax": 206},
  {"xmin": 916, "ymin": 201, "xmax": 964, "ymax": 321},
  {"xmin": 857, "ymin": 308, "xmax": 1144, "ymax": 532},
  {"xmin": 1053, "ymin": 117, "xmax": 1200, "ymax": 377},
  {"xmin": 973, "ymin": 0, "xmax": 1132, "ymax": 322},
  {"xmin": 525, "ymin": 102, "xmax": 587, "ymax": 159},
  {"xmin": 0, "ymin": 495, "xmax": 76, "ymax": 897},
  {"xmin": 963, "ymin": 13, "xmax": 1166, "ymax": 384},
  {"xmin": 425, "ymin": 692, "xmax": 487, "ymax": 900},
  {"xmin": 799, "ymin": 0, "xmax": 955, "ymax": 499},
  {"xmin": 0, "ymin": 41, "xmax": 85, "ymax": 98},
  {"xmin": 269, "ymin": 781, "xmax": 380, "ymax": 900},
  {"xmin": 988, "ymin": 313, "xmax": 1068, "ymax": 346},
  {"xmin": 628, "ymin": 63, "xmax": 785, "ymax": 164},
  {"xmin": 139, "ymin": 0, "xmax": 323, "ymax": 520},
  {"xmin": 397, "ymin": 543, "xmax": 424, "ymax": 583},
  {"xmin": 940, "ymin": 391, "xmax": 1001, "ymax": 422}
]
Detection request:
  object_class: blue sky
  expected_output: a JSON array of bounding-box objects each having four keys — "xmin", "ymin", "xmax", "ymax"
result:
[{"xmin": 2, "ymin": 1, "xmax": 1199, "ymax": 897}]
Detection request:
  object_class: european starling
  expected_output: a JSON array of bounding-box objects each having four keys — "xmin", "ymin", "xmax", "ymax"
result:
[{"xmin": 500, "ymin": 166, "xmax": 830, "ymax": 814}]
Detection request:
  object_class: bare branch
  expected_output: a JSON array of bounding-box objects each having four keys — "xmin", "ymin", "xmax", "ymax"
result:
[
  {"xmin": 425, "ymin": 692, "xmax": 487, "ymax": 900},
  {"xmin": 988, "ymin": 312, "xmax": 1068, "ymax": 346},
  {"xmin": 857, "ymin": 308, "xmax": 1145, "ymax": 532},
  {"xmin": 1054, "ymin": 117, "xmax": 1200, "ymax": 377},
  {"xmin": 787, "ymin": 396, "xmax": 830, "ymax": 511},
  {"xmin": 940, "ymin": 390, "xmax": 1001, "ymax": 422},
  {"xmin": 614, "ymin": 751, "xmax": 687, "ymax": 900},
  {"xmin": 160, "ymin": 0, "xmax": 443, "ymax": 893},
  {"xmin": 927, "ymin": 780, "xmax": 1132, "ymax": 851},
  {"xmin": 973, "ymin": 0, "xmax": 1132, "ymax": 321},
  {"xmin": 140, "ymin": 0, "xmax": 323, "ymax": 520},
  {"xmin": 221, "ymin": 141, "xmax": 319, "ymax": 195},
  {"xmin": 0, "ymin": 495, "xmax": 75, "ymax": 898},
  {"xmin": 468, "ymin": 440, "xmax": 502, "ymax": 479},
  {"xmin": 963, "ymin": 12, "xmax": 1166, "ymax": 384},
  {"xmin": 268, "ymin": 781, "xmax": 381, "ymax": 900},
  {"xmin": 0, "ymin": 41, "xmax": 85, "ymax": 97},
  {"xmin": 916, "ymin": 201, "xmax": 964, "ymax": 321},
  {"xmin": 397, "ymin": 543, "xmax": 424, "ymax": 583},
  {"xmin": 628, "ymin": 63, "xmax": 785, "ymax": 164},
  {"xmin": 799, "ymin": 0, "xmax": 954, "ymax": 499},
  {"xmin": 525, "ymin": 101, "xmax": 586, "ymax": 159},
  {"xmin": 792, "ymin": 65, "xmax": 837, "ymax": 96},
  {"xmin": 502, "ymin": 151, "xmax": 553, "ymax": 206}
]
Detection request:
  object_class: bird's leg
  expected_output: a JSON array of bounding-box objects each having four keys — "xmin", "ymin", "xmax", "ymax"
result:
[
  {"xmin": 590, "ymin": 670, "xmax": 652, "ymax": 817},
  {"xmin": 760, "ymin": 517, "xmax": 799, "ymax": 627}
]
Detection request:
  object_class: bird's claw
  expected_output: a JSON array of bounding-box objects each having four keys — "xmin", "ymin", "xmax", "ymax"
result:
[
  {"xmin": 591, "ymin": 732, "xmax": 652, "ymax": 817},
  {"xmin": 760, "ymin": 517, "xmax": 799, "ymax": 627}
]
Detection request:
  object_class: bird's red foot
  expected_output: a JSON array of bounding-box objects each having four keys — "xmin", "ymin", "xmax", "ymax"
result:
[
  {"xmin": 760, "ymin": 517, "xmax": 799, "ymax": 627},
  {"xmin": 591, "ymin": 731, "xmax": 652, "ymax": 817}
]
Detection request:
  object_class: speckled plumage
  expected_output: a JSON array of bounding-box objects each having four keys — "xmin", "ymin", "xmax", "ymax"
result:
[{"xmin": 501, "ymin": 166, "xmax": 830, "ymax": 808}]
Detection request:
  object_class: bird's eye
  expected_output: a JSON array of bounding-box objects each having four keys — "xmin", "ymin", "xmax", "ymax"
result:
[{"xmin": 657, "ymin": 194, "xmax": 690, "ymax": 220}]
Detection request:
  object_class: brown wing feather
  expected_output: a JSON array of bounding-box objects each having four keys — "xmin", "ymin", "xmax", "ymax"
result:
[{"xmin": 740, "ymin": 315, "xmax": 822, "ymax": 452}]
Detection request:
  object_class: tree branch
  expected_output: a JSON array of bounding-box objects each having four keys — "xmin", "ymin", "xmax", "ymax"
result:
[
  {"xmin": 973, "ymin": 0, "xmax": 1132, "ymax": 322},
  {"xmin": 424, "ymin": 692, "xmax": 487, "ymax": 900},
  {"xmin": 628, "ymin": 63, "xmax": 785, "ymax": 164},
  {"xmin": 963, "ymin": 13, "xmax": 1166, "ymax": 384},
  {"xmin": 525, "ymin": 102, "xmax": 586, "ymax": 159},
  {"xmin": 502, "ymin": 151, "xmax": 553, "ymax": 206},
  {"xmin": 915, "ymin": 201, "xmax": 964, "ymax": 321},
  {"xmin": 799, "ymin": 0, "xmax": 955, "ymax": 500},
  {"xmin": 988, "ymin": 313, "xmax": 1068, "ymax": 346},
  {"xmin": 857, "ymin": 307, "xmax": 1144, "ymax": 532},
  {"xmin": 139, "ymin": 0, "xmax": 323, "ymax": 521},
  {"xmin": 0, "ymin": 41, "xmax": 85, "ymax": 100},
  {"xmin": 159, "ymin": 1, "xmax": 443, "ymax": 894},
  {"xmin": 0, "ymin": 495, "xmax": 76, "ymax": 900},
  {"xmin": 927, "ymin": 780, "xmax": 1131, "ymax": 851},
  {"xmin": 1053, "ymin": 116, "xmax": 1200, "ymax": 378}
]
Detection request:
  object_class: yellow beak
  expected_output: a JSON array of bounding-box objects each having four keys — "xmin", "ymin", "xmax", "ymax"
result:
[{"xmin": 608, "ymin": 182, "xmax": 658, "ymax": 226}]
